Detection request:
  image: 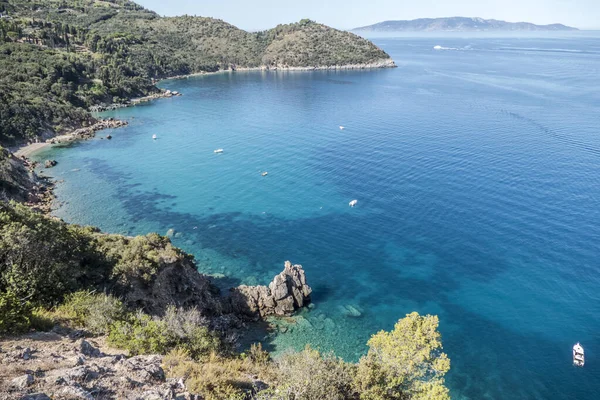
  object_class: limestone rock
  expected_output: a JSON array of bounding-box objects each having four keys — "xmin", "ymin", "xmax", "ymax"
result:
[
  {"xmin": 59, "ymin": 385, "xmax": 94, "ymax": 400},
  {"xmin": 230, "ymin": 261, "xmax": 312, "ymax": 318},
  {"xmin": 44, "ymin": 160, "xmax": 57, "ymax": 168},
  {"xmin": 11, "ymin": 374, "xmax": 34, "ymax": 389},
  {"xmin": 21, "ymin": 394, "xmax": 51, "ymax": 400},
  {"xmin": 79, "ymin": 340, "xmax": 102, "ymax": 358}
]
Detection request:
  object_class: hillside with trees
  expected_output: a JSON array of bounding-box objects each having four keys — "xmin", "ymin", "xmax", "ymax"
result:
[{"xmin": 0, "ymin": 0, "xmax": 393, "ymax": 145}]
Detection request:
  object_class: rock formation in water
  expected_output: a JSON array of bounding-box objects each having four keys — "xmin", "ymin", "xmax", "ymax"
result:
[{"xmin": 230, "ymin": 261, "xmax": 312, "ymax": 318}]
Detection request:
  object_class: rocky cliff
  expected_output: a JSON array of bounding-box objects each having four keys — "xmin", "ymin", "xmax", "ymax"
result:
[{"xmin": 0, "ymin": 148, "xmax": 51, "ymax": 211}]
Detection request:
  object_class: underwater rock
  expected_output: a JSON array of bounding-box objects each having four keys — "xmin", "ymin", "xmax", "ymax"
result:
[{"xmin": 339, "ymin": 304, "xmax": 362, "ymax": 318}]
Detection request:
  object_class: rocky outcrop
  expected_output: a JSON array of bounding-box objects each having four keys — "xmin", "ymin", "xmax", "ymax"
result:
[
  {"xmin": 43, "ymin": 160, "xmax": 57, "ymax": 168},
  {"xmin": 117, "ymin": 254, "xmax": 311, "ymax": 323},
  {"xmin": 131, "ymin": 89, "xmax": 182, "ymax": 106},
  {"xmin": 0, "ymin": 147, "xmax": 52, "ymax": 211},
  {"xmin": 230, "ymin": 261, "xmax": 312, "ymax": 318},
  {"xmin": 47, "ymin": 119, "xmax": 128, "ymax": 144},
  {"xmin": 116, "ymin": 255, "xmax": 226, "ymax": 318}
]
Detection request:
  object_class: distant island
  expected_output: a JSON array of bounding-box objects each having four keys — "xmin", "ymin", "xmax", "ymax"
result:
[{"xmin": 352, "ymin": 17, "xmax": 578, "ymax": 32}]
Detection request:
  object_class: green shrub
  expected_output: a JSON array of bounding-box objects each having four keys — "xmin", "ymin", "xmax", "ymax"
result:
[
  {"xmin": 52, "ymin": 290, "xmax": 126, "ymax": 334},
  {"xmin": 275, "ymin": 346, "xmax": 355, "ymax": 400},
  {"xmin": 162, "ymin": 306, "xmax": 223, "ymax": 359},
  {"xmin": 247, "ymin": 342, "xmax": 271, "ymax": 366},
  {"xmin": 108, "ymin": 311, "xmax": 173, "ymax": 355},
  {"xmin": 108, "ymin": 307, "xmax": 223, "ymax": 358},
  {"xmin": 0, "ymin": 290, "xmax": 32, "ymax": 334}
]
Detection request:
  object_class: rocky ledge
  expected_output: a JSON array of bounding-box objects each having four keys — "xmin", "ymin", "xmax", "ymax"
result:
[
  {"xmin": 230, "ymin": 261, "xmax": 312, "ymax": 319},
  {"xmin": 131, "ymin": 90, "xmax": 182, "ymax": 106},
  {"xmin": 47, "ymin": 119, "xmax": 128, "ymax": 144},
  {"xmin": 0, "ymin": 333, "xmax": 200, "ymax": 400}
]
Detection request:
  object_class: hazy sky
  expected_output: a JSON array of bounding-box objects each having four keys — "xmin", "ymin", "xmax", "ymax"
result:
[{"xmin": 136, "ymin": 0, "xmax": 599, "ymax": 31}]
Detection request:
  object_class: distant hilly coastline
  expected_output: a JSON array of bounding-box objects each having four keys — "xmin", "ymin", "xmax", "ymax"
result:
[{"xmin": 353, "ymin": 17, "xmax": 578, "ymax": 32}]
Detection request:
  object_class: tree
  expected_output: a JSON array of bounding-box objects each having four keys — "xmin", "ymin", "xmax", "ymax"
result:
[{"xmin": 354, "ymin": 312, "xmax": 451, "ymax": 400}]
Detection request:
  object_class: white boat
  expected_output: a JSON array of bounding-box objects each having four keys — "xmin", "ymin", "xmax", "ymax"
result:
[
  {"xmin": 573, "ymin": 343, "xmax": 584, "ymax": 367},
  {"xmin": 349, "ymin": 199, "xmax": 358, "ymax": 207},
  {"xmin": 261, "ymin": 172, "xmax": 268, "ymax": 176},
  {"xmin": 214, "ymin": 149, "xmax": 224, "ymax": 154},
  {"xmin": 339, "ymin": 126, "xmax": 345, "ymax": 130},
  {"xmin": 434, "ymin": 45, "xmax": 443, "ymax": 50},
  {"xmin": 152, "ymin": 134, "xmax": 157, "ymax": 140}
]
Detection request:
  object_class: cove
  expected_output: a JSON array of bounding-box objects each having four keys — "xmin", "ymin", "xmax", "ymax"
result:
[{"xmin": 34, "ymin": 34, "xmax": 600, "ymax": 399}]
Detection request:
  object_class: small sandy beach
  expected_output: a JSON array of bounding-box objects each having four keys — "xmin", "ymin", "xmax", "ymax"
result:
[{"xmin": 12, "ymin": 142, "xmax": 50, "ymax": 158}]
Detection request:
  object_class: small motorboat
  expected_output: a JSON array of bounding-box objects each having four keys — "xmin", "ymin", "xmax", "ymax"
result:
[
  {"xmin": 573, "ymin": 343, "xmax": 585, "ymax": 367},
  {"xmin": 261, "ymin": 172, "xmax": 268, "ymax": 176},
  {"xmin": 152, "ymin": 134, "xmax": 157, "ymax": 140},
  {"xmin": 339, "ymin": 126, "xmax": 345, "ymax": 130},
  {"xmin": 214, "ymin": 148, "xmax": 224, "ymax": 154},
  {"xmin": 349, "ymin": 199, "xmax": 358, "ymax": 207}
]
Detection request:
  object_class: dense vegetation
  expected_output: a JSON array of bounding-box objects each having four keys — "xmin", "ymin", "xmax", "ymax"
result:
[
  {"xmin": 0, "ymin": 200, "xmax": 450, "ymax": 399},
  {"xmin": 0, "ymin": 0, "xmax": 392, "ymax": 145}
]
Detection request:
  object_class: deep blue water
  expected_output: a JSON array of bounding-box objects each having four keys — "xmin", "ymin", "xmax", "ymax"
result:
[{"xmin": 35, "ymin": 34, "xmax": 600, "ymax": 399}]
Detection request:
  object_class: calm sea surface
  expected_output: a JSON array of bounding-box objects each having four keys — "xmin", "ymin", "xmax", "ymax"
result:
[{"xmin": 35, "ymin": 34, "xmax": 600, "ymax": 399}]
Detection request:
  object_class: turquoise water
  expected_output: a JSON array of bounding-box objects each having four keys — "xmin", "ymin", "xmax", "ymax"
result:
[{"xmin": 35, "ymin": 34, "xmax": 600, "ymax": 399}]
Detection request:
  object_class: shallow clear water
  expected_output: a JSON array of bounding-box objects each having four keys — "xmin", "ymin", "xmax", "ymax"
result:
[{"xmin": 35, "ymin": 34, "xmax": 600, "ymax": 399}]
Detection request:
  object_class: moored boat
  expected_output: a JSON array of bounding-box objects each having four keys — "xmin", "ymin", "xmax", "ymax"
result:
[{"xmin": 573, "ymin": 343, "xmax": 584, "ymax": 367}]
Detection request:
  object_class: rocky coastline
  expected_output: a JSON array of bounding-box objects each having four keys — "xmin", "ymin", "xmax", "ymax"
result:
[
  {"xmin": 163, "ymin": 59, "xmax": 397, "ymax": 81},
  {"xmin": 89, "ymin": 90, "xmax": 183, "ymax": 113},
  {"xmin": 47, "ymin": 119, "xmax": 128, "ymax": 145}
]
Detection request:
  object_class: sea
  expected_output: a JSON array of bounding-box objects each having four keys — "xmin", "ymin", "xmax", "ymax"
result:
[{"xmin": 34, "ymin": 32, "xmax": 600, "ymax": 399}]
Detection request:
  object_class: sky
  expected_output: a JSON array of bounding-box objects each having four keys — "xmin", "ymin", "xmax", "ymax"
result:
[{"xmin": 136, "ymin": 0, "xmax": 599, "ymax": 31}]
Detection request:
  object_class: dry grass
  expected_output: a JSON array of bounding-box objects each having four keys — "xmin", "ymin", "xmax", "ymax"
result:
[{"xmin": 162, "ymin": 346, "xmax": 277, "ymax": 400}]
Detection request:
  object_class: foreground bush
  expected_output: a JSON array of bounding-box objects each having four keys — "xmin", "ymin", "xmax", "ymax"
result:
[
  {"xmin": 354, "ymin": 312, "xmax": 451, "ymax": 400},
  {"xmin": 0, "ymin": 290, "xmax": 32, "ymax": 334},
  {"xmin": 276, "ymin": 346, "xmax": 356, "ymax": 400},
  {"xmin": 51, "ymin": 291, "xmax": 126, "ymax": 335},
  {"xmin": 108, "ymin": 307, "xmax": 223, "ymax": 358}
]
